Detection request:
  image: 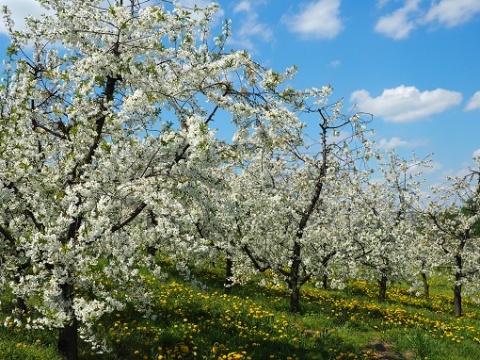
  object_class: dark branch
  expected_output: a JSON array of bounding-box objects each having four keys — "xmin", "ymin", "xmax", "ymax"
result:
[
  {"xmin": 0, "ymin": 224, "xmax": 16, "ymax": 245},
  {"xmin": 111, "ymin": 202, "xmax": 147, "ymax": 233}
]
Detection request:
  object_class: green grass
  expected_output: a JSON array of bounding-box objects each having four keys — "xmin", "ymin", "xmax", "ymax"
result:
[
  {"xmin": 1, "ymin": 266, "xmax": 480, "ymax": 360},
  {"xmin": 0, "ymin": 323, "xmax": 61, "ymax": 360}
]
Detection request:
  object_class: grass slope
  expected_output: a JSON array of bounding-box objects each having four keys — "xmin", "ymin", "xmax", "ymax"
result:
[{"xmin": 1, "ymin": 266, "xmax": 480, "ymax": 360}]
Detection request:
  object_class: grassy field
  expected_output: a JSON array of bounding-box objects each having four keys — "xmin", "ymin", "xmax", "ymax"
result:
[{"xmin": 1, "ymin": 266, "xmax": 480, "ymax": 360}]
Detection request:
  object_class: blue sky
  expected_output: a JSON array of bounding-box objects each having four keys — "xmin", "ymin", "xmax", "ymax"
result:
[{"xmin": 1, "ymin": 0, "xmax": 480, "ymax": 187}]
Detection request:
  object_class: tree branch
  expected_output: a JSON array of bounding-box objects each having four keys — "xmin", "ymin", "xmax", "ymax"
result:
[
  {"xmin": 111, "ymin": 202, "xmax": 147, "ymax": 233},
  {"xmin": 0, "ymin": 223, "xmax": 16, "ymax": 245}
]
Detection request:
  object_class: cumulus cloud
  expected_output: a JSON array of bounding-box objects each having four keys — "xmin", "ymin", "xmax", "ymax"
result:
[
  {"xmin": 377, "ymin": 137, "xmax": 428, "ymax": 149},
  {"xmin": 350, "ymin": 85, "xmax": 462, "ymax": 122},
  {"xmin": 464, "ymin": 91, "xmax": 480, "ymax": 111},
  {"xmin": 282, "ymin": 0, "xmax": 343, "ymax": 40},
  {"xmin": 374, "ymin": 0, "xmax": 421, "ymax": 40},
  {"xmin": 375, "ymin": 0, "xmax": 480, "ymax": 39},
  {"xmin": 423, "ymin": 0, "xmax": 480, "ymax": 27}
]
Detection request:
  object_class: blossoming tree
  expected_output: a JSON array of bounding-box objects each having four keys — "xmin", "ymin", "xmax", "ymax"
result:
[
  {"xmin": 218, "ymin": 100, "xmax": 372, "ymax": 313},
  {"xmin": 426, "ymin": 157, "xmax": 480, "ymax": 317},
  {"xmin": 344, "ymin": 152, "xmax": 429, "ymax": 301},
  {"xmin": 0, "ymin": 0, "xmax": 308, "ymax": 358}
]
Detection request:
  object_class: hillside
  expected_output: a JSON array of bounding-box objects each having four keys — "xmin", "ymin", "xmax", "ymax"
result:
[{"xmin": 1, "ymin": 265, "xmax": 480, "ymax": 360}]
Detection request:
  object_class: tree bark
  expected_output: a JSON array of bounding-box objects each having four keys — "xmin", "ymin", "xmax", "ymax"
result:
[
  {"xmin": 322, "ymin": 274, "xmax": 328, "ymax": 290},
  {"xmin": 58, "ymin": 317, "xmax": 78, "ymax": 360},
  {"xmin": 57, "ymin": 281, "xmax": 78, "ymax": 360},
  {"xmin": 453, "ymin": 283, "xmax": 462, "ymax": 318},
  {"xmin": 15, "ymin": 297, "xmax": 27, "ymax": 314},
  {"xmin": 288, "ymin": 242, "xmax": 302, "ymax": 313},
  {"xmin": 453, "ymin": 252, "xmax": 463, "ymax": 317},
  {"xmin": 289, "ymin": 283, "xmax": 301, "ymax": 314},
  {"xmin": 224, "ymin": 255, "xmax": 233, "ymax": 294},
  {"xmin": 378, "ymin": 273, "xmax": 388, "ymax": 302},
  {"xmin": 421, "ymin": 271, "xmax": 430, "ymax": 300}
]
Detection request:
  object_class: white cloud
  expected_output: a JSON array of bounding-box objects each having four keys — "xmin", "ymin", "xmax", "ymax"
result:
[
  {"xmin": 282, "ymin": 0, "xmax": 343, "ymax": 40},
  {"xmin": 237, "ymin": 13, "xmax": 273, "ymax": 42},
  {"xmin": 350, "ymin": 85, "xmax": 462, "ymax": 122},
  {"xmin": 327, "ymin": 60, "xmax": 341, "ymax": 68},
  {"xmin": 377, "ymin": 137, "xmax": 428, "ymax": 149},
  {"xmin": 464, "ymin": 91, "xmax": 480, "ymax": 111},
  {"xmin": 228, "ymin": 0, "xmax": 272, "ymax": 52},
  {"xmin": 473, "ymin": 149, "xmax": 480, "ymax": 159},
  {"xmin": 423, "ymin": 0, "xmax": 480, "ymax": 28},
  {"xmin": 374, "ymin": 0, "xmax": 421, "ymax": 40},
  {"xmin": 1, "ymin": 0, "xmax": 48, "ymax": 34},
  {"xmin": 233, "ymin": 1, "xmax": 252, "ymax": 13},
  {"xmin": 375, "ymin": 0, "xmax": 480, "ymax": 39}
]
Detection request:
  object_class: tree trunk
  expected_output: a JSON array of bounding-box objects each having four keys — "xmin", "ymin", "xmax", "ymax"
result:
[
  {"xmin": 57, "ymin": 281, "xmax": 78, "ymax": 360},
  {"xmin": 58, "ymin": 317, "xmax": 78, "ymax": 360},
  {"xmin": 14, "ymin": 262, "xmax": 30, "ymax": 314},
  {"xmin": 453, "ymin": 266, "xmax": 463, "ymax": 317},
  {"xmin": 289, "ymin": 242, "xmax": 302, "ymax": 313},
  {"xmin": 378, "ymin": 273, "xmax": 388, "ymax": 302},
  {"xmin": 224, "ymin": 255, "xmax": 233, "ymax": 294},
  {"xmin": 15, "ymin": 297, "xmax": 27, "ymax": 314},
  {"xmin": 453, "ymin": 253, "xmax": 463, "ymax": 317},
  {"xmin": 421, "ymin": 271, "xmax": 430, "ymax": 300},
  {"xmin": 453, "ymin": 283, "xmax": 462, "ymax": 318},
  {"xmin": 289, "ymin": 283, "xmax": 301, "ymax": 313},
  {"xmin": 322, "ymin": 274, "xmax": 328, "ymax": 290}
]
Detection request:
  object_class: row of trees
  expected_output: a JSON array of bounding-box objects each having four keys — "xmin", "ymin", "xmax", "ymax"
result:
[{"xmin": 1, "ymin": 1, "xmax": 479, "ymax": 359}]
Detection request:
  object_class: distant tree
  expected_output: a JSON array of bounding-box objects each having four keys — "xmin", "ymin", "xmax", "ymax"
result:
[
  {"xmin": 344, "ymin": 152, "xmax": 429, "ymax": 301},
  {"xmin": 426, "ymin": 159, "xmax": 480, "ymax": 317},
  {"xmin": 220, "ymin": 100, "xmax": 372, "ymax": 313}
]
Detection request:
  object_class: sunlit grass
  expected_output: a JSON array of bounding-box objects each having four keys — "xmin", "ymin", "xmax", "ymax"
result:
[{"xmin": 1, "ymin": 264, "xmax": 480, "ymax": 359}]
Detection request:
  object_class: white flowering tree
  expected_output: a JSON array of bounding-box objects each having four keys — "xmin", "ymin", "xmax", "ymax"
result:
[
  {"xmin": 218, "ymin": 100, "xmax": 372, "ymax": 313},
  {"xmin": 426, "ymin": 158, "xmax": 480, "ymax": 317},
  {"xmin": 344, "ymin": 152, "xmax": 429, "ymax": 301},
  {"xmin": 0, "ymin": 0, "xmax": 307, "ymax": 358}
]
